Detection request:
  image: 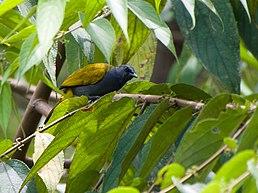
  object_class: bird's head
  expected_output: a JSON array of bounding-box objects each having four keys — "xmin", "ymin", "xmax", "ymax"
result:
[{"xmin": 117, "ymin": 65, "xmax": 138, "ymax": 83}]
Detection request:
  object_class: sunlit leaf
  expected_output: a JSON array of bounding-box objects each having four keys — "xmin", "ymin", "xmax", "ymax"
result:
[
  {"xmin": 86, "ymin": 18, "xmax": 115, "ymax": 63},
  {"xmin": 33, "ymin": 133, "xmax": 64, "ymax": 193},
  {"xmin": 106, "ymin": 0, "xmax": 129, "ymax": 43}
]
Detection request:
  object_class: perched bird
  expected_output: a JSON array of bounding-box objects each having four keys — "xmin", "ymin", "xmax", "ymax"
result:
[{"xmin": 60, "ymin": 63, "xmax": 138, "ymax": 100}]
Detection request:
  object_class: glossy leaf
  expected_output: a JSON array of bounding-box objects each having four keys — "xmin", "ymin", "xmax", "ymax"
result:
[
  {"xmin": 86, "ymin": 18, "xmax": 115, "ymax": 63},
  {"xmin": 102, "ymin": 100, "xmax": 170, "ymax": 192},
  {"xmin": 0, "ymin": 159, "xmax": 37, "ymax": 193},
  {"xmin": 106, "ymin": 0, "xmax": 129, "ymax": 43},
  {"xmin": 0, "ymin": 82, "xmax": 12, "ymax": 138},
  {"xmin": 173, "ymin": 0, "xmax": 240, "ymax": 93},
  {"xmin": 128, "ymin": 0, "xmax": 177, "ymax": 59}
]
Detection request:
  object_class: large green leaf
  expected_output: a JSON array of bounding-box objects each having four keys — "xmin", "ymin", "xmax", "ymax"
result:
[
  {"xmin": 66, "ymin": 97, "xmax": 136, "ymax": 193},
  {"xmin": 36, "ymin": 0, "xmax": 66, "ymax": 47},
  {"xmin": 81, "ymin": 0, "xmax": 105, "ymax": 28},
  {"xmin": 65, "ymin": 33, "xmax": 87, "ymax": 74},
  {"xmin": 128, "ymin": 0, "xmax": 177, "ymax": 59},
  {"xmin": 70, "ymin": 23, "xmax": 94, "ymax": 64},
  {"xmin": 173, "ymin": 0, "xmax": 240, "ymax": 93},
  {"xmin": 106, "ymin": 0, "xmax": 129, "ymax": 43},
  {"xmin": 175, "ymin": 94, "xmax": 247, "ymax": 168},
  {"xmin": 102, "ymin": 100, "xmax": 170, "ymax": 192},
  {"xmin": 86, "ymin": 18, "xmax": 115, "ymax": 63},
  {"xmin": 111, "ymin": 11, "xmax": 150, "ymax": 65},
  {"xmin": 21, "ymin": 94, "xmax": 115, "ymax": 189},
  {"xmin": 138, "ymin": 107, "xmax": 193, "ymax": 179}
]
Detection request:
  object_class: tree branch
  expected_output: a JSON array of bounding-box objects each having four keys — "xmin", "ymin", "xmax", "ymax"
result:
[{"xmin": 11, "ymin": 42, "xmax": 65, "ymax": 162}]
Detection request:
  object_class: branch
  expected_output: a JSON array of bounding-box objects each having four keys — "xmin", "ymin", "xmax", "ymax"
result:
[{"xmin": 155, "ymin": 119, "xmax": 251, "ymax": 193}]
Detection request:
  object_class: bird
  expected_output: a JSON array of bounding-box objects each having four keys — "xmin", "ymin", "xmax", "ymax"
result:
[{"xmin": 60, "ymin": 63, "xmax": 138, "ymax": 100}]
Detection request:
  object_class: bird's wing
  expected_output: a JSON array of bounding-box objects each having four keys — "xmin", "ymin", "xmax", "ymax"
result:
[{"xmin": 60, "ymin": 63, "xmax": 111, "ymax": 88}]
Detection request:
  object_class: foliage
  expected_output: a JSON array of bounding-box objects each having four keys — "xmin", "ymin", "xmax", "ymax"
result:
[{"xmin": 0, "ymin": 0, "xmax": 258, "ymax": 193}]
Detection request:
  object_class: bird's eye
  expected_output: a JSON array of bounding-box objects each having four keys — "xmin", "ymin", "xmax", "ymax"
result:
[{"xmin": 124, "ymin": 66, "xmax": 131, "ymax": 72}]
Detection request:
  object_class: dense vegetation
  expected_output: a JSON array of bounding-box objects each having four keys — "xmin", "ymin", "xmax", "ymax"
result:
[{"xmin": 0, "ymin": 0, "xmax": 257, "ymax": 192}]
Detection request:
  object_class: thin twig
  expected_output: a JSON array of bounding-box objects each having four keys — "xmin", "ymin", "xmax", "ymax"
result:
[{"xmin": 156, "ymin": 119, "xmax": 251, "ymax": 193}]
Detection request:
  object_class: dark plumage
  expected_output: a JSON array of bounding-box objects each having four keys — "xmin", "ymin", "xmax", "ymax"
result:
[{"xmin": 61, "ymin": 63, "xmax": 137, "ymax": 100}]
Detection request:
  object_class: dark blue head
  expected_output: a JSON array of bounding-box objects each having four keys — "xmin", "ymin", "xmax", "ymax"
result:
[{"xmin": 117, "ymin": 65, "xmax": 138, "ymax": 83}]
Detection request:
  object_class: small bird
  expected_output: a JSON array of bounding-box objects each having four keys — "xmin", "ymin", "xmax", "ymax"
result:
[{"xmin": 60, "ymin": 63, "xmax": 138, "ymax": 100}]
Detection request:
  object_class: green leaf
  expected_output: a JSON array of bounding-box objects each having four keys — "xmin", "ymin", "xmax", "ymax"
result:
[
  {"xmin": 0, "ymin": 159, "xmax": 37, "ymax": 193},
  {"xmin": 138, "ymin": 107, "xmax": 193, "ymax": 179},
  {"xmin": 65, "ymin": 33, "xmax": 86, "ymax": 74},
  {"xmin": 43, "ymin": 43, "xmax": 58, "ymax": 86},
  {"xmin": 0, "ymin": 82, "xmax": 12, "ymax": 138},
  {"xmin": 198, "ymin": 0, "xmax": 223, "ymax": 26},
  {"xmin": 238, "ymin": 108, "xmax": 258, "ymax": 151},
  {"xmin": 36, "ymin": 0, "xmax": 66, "ymax": 47},
  {"xmin": 86, "ymin": 18, "xmax": 115, "ymax": 63},
  {"xmin": 0, "ymin": 0, "xmax": 25, "ymax": 16},
  {"xmin": 231, "ymin": 1, "xmax": 258, "ymax": 59},
  {"xmin": 4, "ymin": 25, "xmax": 36, "ymax": 43},
  {"xmin": 33, "ymin": 133, "xmax": 64, "ymax": 193},
  {"xmin": 175, "ymin": 94, "xmax": 247, "ymax": 168},
  {"xmin": 46, "ymin": 96, "xmax": 88, "ymax": 134},
  {"xmin": 106, "ymin": 0, "xmax": 129, "ymax": 43},
  {"xmin": 0, "ymin": 139, "xmax": 13, "ymax": 155},
  {"xmin": 81, "ymin": 0, "xmax": 105, "ymax": 28},
  {"xmin": 70, "ymin": 23, "xmax": 94, "ymax": 64},
  {"xmin": 128, "ymin": 33, "xmax": 157, "ymax": 81},
  {"xmin": 67, "ymin": 170, "xmax": 100, "ymax": 193},
  {"xmin": 180, "ymin": 0, "xmax": 195, "ymax": 29},
  {"xmin": 239, "ymin": 0, "xmax": 251, "ymax": 22},
  {"xmin": 171, "ymin": 83, "xmax": 211, "ymax": 101},
  {"xmin": 201, "ymin": 150, "xmax": 255, "ymax": 193},
  {"xmin": 21, "ymin": 94, "xmax": 114, "ymax": 189},
  {"xmin": 111, "ymin": 11, "xmax": 150, "ymax": 65},
  {"xmin": 102, "ymin": 100, "xmax": 170, "ymax": 192},
  {"xmin": 247, "ymin": 159, "xmax": 258, "ymax": 190},
  {"xmin": 128, "ymin": 0, "xmax": 177, "ymax": 59},
  {"xmin": 173, "ymin": 0, "xmax": 240, "ymax": 93},
  {"xmin": 156, "ymin": 163, "xmax": 185, "ymax": 189},
  {"xmin": 107, "ymin": 186, "xmax": 140, "ymax": 193},
  {"xmin": 66, "ymin": 98, "xmax": 136, "ymax": 192},
  {"xmin": 122, "ymin": 81, "xmax": 156, "ymax": 94}
]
